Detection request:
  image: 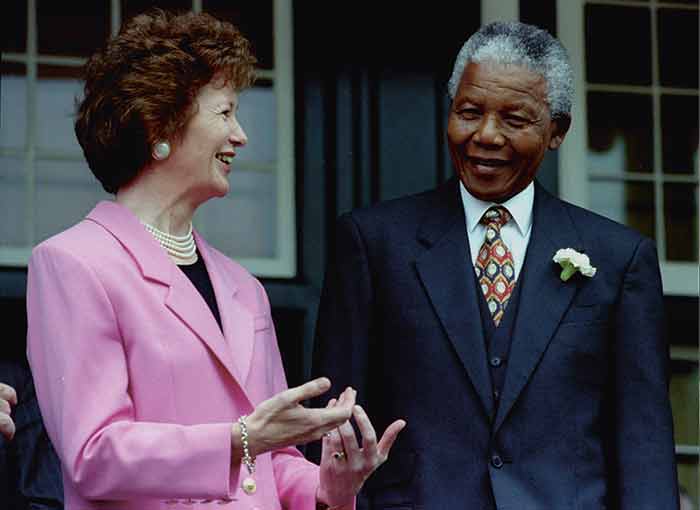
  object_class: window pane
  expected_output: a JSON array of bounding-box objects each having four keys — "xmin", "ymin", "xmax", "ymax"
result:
[
  {"xmin": 585, "ymin": 5, "xmax": 651, "ymax": 85},
  {"xmin": 2, "ymin": 1, "xmax": 27, "ymax": 53},
  {"xmin": 662, "ymin": 95, "xmax": 699, "ymax": 175},
  {"xmin": 36, "ymin": 77, "xmax": 83, "ymax": 154},
  {"xmin": 121, "ymin": 0, "xmax": 193, "ymax": 24},
  {"xmin": 0, "ymin": 157, "xmax": 28, "ymax": 246},
  {"xmin": 37, "ymin": 1, "xmax": 109, "ymax": 58},
  {"xmin": 670, "ymin": 359, "xmax": 699, "ymax": 446},
  {"xmin": 236, "ymin": 86, "xmax": 276, "ymax": 164},
  {"xmin": 589, "ymin": 180, "xmax": 655, "ymax": 240},
  {"xmin": 664, "ymin": 184, "xmax": 698, "ymax": 262},
  {"xmin": 659, "ymin": 8, "xmax": 699, "ymax": 89},
  {"xmin": 0, "ymin": 74, "xmax": 27, "ymax": 149},
  {"xmin": 203, "ymin": 0, "xmax": 273, "ymax": 70},
  {"xmin": 34, "ymin": 159, "xmax": 110, "ymax": 243},
  {"xmin": 587, "ymin": 92, "xmax": 653, "ymax": 173},
  {"xmin": 195, "ymin": 170, "xmax": 276, "ymax": 258}
]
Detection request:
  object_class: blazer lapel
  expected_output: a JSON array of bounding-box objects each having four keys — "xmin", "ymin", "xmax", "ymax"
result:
[
  {"xmin": 86, "ymin": 201, "xmax": 243, "ymax": 388},
  {"xmin": 196, "ymin": 234, "xmax": 255, "ymax": 386},
  {"xmin": 415, "ymin": 180, "xmax": 494, "ymax": 420},
  {"xmin": 493, "ymin": 183, "xmax": 586, "ymax": 431}
]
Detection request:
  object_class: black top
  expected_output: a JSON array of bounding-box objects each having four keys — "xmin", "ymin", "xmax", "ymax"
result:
[{"xmin": 178, "ymin": 252, "xmax": 223, "ymax": 331}]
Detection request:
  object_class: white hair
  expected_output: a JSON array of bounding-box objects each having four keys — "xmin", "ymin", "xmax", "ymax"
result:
[{"xmin": 447, "ymin": 21, "xmax": 573, "ymax": 119}]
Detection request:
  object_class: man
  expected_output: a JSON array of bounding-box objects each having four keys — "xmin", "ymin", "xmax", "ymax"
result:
[
  {"xmin": 1, "ymin": 363, "xmax": 64, "ymax": 509},
  {"xmin": 312, "ymin": 22, "xmax": 679, "ymax": 509}
]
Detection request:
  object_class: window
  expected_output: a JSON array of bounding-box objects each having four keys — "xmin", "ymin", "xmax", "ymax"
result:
[
  {"xmin": 557, "ymin": 1, "xmax": 699, "ymax": 503},
  {"xmin": 557, "ymin": 0, "xmax": 698, "ymax": 297},
  {"xmin": 0, "ymin": 0, "xmax": 296, "ymax": 277}
]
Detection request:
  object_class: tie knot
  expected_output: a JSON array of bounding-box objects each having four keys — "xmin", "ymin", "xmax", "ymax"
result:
[{"xmin": 480, "ymin": 206, "xmax": 511, "ymax": 229}]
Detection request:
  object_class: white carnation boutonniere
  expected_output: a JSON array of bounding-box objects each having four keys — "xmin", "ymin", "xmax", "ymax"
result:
[{"xmin": 552, "ymin": 248, "xmax": 597, "ymax": 282}]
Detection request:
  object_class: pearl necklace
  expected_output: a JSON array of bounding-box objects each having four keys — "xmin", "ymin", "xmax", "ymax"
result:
[{"xmin": 142, "ymin": 222, "xmax": 197, "ymax": 261}]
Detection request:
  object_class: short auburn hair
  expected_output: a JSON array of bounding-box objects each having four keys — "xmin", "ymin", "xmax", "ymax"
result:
[{"xmin": 75, "ymin": 9, "xmax": 256, "ymax": 193}]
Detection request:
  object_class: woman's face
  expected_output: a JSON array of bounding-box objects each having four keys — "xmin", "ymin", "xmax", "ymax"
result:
[{"xmin": 165, "ymin": 78, "xmax": 247, "ymax": 203}]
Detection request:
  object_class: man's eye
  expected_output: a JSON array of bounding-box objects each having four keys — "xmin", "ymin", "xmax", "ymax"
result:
[
  {"xmin": 459, "ymin": 108, "xmax": 480, "ymax": 118},
  {"xmin": 506, "ymin": 116, "xmax": 528, "ymax": 127},
  {"xmin": 221, "ymin": 109, "xmax": 231, "ymax": 117}
]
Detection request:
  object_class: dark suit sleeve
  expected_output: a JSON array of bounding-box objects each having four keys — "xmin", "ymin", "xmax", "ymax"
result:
[
  {"xmin": 309, "ymin": 214, "xmax": 373, "ymax": 468},
  {"xmin": 0, "ymin": 361, "xmax": 64, "ymax": 510},
  {"xmin": 612, "ymin": 238, "xmax": 679, "ymax": 509},
  {"xmin": 312, "ymin": 213, "xmax": 374, "ymax": 401}
]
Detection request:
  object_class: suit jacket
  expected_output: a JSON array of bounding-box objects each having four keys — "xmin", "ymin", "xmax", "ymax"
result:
[
  {"xmin": 312, "ymin": 178, "xmax": 679, "ymax": 510},
  {"xmin": 26, "ymin": 201, "xmax": 320, "ymax": 510},
  {"xmin": 0, "ymin": 359, "xmax": 64, "ymax": 509}
]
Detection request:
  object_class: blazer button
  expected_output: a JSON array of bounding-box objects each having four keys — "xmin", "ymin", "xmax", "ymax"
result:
[
  {"xmin": 490, "ymin": 357, "xmax": 502, "ymax": 367},
  {"xmin": 491, "ymin": 454, "xmax": 504, "ymax": 468}
]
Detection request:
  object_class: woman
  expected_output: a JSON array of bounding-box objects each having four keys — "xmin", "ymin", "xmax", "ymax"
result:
[{"xmin": 26, "ymin": 10, "xmax": 404, "ymax": 510}]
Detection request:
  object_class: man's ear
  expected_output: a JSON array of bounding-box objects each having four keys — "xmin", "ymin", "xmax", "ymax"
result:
[{"xmin": 548, "ymin": 115, "xmax": 571, "ymax": 150}]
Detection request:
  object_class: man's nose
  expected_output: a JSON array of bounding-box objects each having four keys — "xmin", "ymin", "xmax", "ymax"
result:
[{"xmin": 473, "ymin": 114, "xmax": 505, "ymax": 146}]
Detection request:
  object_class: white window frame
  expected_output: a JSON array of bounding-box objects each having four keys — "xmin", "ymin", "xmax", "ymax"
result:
[
  {"xmin": 556, "ymin": 0, "xmax": 699, "ymax": 297},
  {"xmin": 0, "ymin": 0, "xmax": 296, "ymax": 278}
]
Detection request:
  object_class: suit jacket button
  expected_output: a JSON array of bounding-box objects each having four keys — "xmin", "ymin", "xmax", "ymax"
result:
[
  {"xmin": 490, "ymin": 357, "xmax": 502, "ymax": 367},
  {"xmin": 491, "ymin": 454, "xmax": 504, "ymax": 468}
]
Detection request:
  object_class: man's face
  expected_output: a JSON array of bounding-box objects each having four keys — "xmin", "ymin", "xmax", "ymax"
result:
[{"xmin": 447, "ymin": 61, "xmax": 568, "ymax": 202}]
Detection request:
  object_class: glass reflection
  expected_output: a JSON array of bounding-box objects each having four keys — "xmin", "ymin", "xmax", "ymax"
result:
[
  {"xmin": 0, "ymin": 157, "xmax": 28, "ymax": 246},
  {"xmin": 37, "ymin": 1, "xmax": 109, "ymax": 58},
  {"xmin": 664, "ymin": 184, "xmax": 699, "ymax": 262},
  {"xmin": 659, "ymin": 8, "xmax": 699, "ymax": 89},
  {"xmin": 662, "ymin": 95, "xmax": 699, "ymax": 175},
  {"xmin": 585, "ymin": 4, "xmax": 651, "ymax": 85},
  {"xmin": 589, "ymin": 180, "xmax": 655, "ymax": 240},
  {"xmin": 0, "ymin": 74, "xmax": 27, "ymax": 149},
  {"xmin": 587, "ymin": 92, "xmax": 654, "ymax": 173}
]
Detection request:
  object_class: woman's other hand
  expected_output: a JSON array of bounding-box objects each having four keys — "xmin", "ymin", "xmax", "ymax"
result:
[
  {"xmin": 241, "ymin": 377, "xmax": 355, "ymax": 457},
  {"xmin": 317, "ymin": 396, "xmax": 406, "ymax": 508},
  {"xmin": 0, "ymin": 382, "xmax": 18, "ymax": 440}
]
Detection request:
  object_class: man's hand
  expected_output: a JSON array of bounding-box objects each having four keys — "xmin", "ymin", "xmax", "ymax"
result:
[{"xmin": 0, "ymin": 382, "xmax": 18, "ymax": 440}]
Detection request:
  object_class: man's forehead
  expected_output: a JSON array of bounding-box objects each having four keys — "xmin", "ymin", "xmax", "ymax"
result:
[{"xmin": 457, "ymin": 61, "xmax": 548, "ymax": 104}]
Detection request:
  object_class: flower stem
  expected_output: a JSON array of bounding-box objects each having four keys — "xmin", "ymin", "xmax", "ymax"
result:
[{"xmin": 560, "ymin": 264, "xmax": 576, "ymax": 281}]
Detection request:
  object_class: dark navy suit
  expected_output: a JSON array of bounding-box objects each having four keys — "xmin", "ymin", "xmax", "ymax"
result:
[
  {"xmin": 312, "ymin": 178, "xmax": 679, "ymax": 509},
  {"xmin": 0, "ymin": 360, "xmax": 63, "ymax": 510}
]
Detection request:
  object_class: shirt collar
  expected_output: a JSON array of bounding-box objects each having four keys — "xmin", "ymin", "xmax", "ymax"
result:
[{"xmin": 459, "ymin": 180, "xmax": 534, "ymax": 237}]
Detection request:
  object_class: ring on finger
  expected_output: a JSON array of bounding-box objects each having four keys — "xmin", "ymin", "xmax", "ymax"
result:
[{"xmin": 332, "ymin": 451, "xmax": 346, "ymax": 460}]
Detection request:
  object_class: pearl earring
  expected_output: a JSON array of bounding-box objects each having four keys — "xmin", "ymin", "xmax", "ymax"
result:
[{"xmin": 152, "ymin": 140, "xmax": 171, "ymax": 160}]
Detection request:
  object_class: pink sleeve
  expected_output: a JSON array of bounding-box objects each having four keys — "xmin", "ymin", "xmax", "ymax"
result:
[{"xmin": 26, "ymin": 244, "xmax": 234, "ymax": 500}]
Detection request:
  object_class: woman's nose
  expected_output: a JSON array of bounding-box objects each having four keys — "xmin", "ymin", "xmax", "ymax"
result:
[{"xmin": 230, "ymin": 118, "xmax": 248, "ymax": 147}]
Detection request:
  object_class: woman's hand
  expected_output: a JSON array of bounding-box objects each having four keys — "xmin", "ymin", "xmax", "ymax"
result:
[
  {"xmin": 317, "ymin": 394, "xmax": 406, "ymax": 509},
  {"xmin": 0, "ymin": 382, "xmax": 17, "ymax": 440},
  {"xmin": 240, "ymin": 377, "xmax": 355, "ymax": 457}
]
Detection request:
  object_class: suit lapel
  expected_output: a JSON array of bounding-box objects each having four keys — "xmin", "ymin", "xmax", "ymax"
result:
[
  {"xmin": 493, "ymin": 183, "xmax": 585, "ymax": 431},
  {"xmin": 196, "ymin": 234, "xmax": 255, "ymax": 386},
  {"xmin": 415, "ymin": 180, "xmax": 494, "ymax": 420},
  {"xmin": 86, "ymin": 201, "xmax": 245, "ymax": 390}
]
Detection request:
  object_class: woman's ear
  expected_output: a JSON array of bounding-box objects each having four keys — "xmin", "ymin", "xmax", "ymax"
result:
[{"xmin": 548, "ymin": 115, "xmax": 571, "ymax": 150}]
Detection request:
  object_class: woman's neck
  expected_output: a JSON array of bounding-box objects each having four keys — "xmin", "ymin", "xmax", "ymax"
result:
[{"xmin": 115, "ymin": 170, "xmax": 197, "ymax": 236}]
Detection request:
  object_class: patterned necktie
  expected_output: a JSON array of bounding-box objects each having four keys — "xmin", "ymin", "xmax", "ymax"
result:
[{"xmin": 474, "ymin": 206, "xmax": 515, "ymax": 326}]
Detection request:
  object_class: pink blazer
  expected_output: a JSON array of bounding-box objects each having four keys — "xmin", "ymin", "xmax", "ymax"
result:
[{"xmin": 27, "ymin": 201, "xmax": 320, "ymax": 510}]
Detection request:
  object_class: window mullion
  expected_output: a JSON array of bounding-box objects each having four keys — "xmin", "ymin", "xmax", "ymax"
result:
[
  {"xmin": 650, "ymin": 1, "xmax": 667, "ymax": 261},
  {"xmin": 25, "ymin": 0, "xmax": 38, "ymax": 247}
]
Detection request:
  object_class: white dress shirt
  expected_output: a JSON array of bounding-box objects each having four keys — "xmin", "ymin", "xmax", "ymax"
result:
[{"xmin": 459, "ymin": 181, "xmax": 534, "ymax": 281}]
